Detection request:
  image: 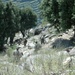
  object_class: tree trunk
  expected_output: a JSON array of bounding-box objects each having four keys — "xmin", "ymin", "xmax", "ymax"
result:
[
  {"xmin": 21, "ymin": 30, "xmax": 25, "ymax": 37},
  {"xmin": 0, "ymin": 44, "xmax": 4, "ymax": 52},
  {"xmin": 0, "ymin": 39, "xmax": 5, "ymax": 52},
  {"xmin": 73, "ymin": 26, "xmax": 75, "ymax": 38},
  {"xmin": 70, "ymin": 26, "xmax": 75, "ymax": 43}
]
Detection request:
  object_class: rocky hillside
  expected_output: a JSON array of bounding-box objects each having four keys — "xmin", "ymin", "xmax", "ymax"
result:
[{"xmin": 0, "ymin": 23, "xmax": 75, "ymax": 75}]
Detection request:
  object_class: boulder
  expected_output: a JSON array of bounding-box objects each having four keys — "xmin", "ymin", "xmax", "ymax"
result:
[
  {"xmin": 27, "ymin": 42, "xmax": 35, "ymax": 49},
  {"xmin": 28, "ymin": 28, "xmax": 34, "ymax": 36},
  {"xmin": 63, "ymin": 57, "xmax": 72, "ymax": 66},
  {"xmin": 14, "ymin": 32, "xmax": 23, "ymax": 42},
  {"xmin": 45, "ymin": 38, "xmax": 50, "ymax": 44},
  {"xmin": 68, "ymin": 47, "xmax": 75, "ymax": 56},
  {"xmin": 51, "ymin": 38, "xmax": 72, "ymax": 48},
  {"xmin": 34, "ymin": 28, "xmax": 42, "ymax": 35}
]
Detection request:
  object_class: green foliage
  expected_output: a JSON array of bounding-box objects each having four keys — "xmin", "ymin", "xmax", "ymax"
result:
[
  {"xmin": 40, "ymin": 0, "xmax": 59, "ymax": 22},
  {"xmin": 4, "ymin": 1, "xmax": 20, "ymax": 45},
  {"xmin": 40, "ymin": 0, "xmax": 52, "ymax": 22},
  {"xmin": 40, "ymin": 0, "xmax": 75, "ymax": 32},
  {"xmin": 40, "ymin": 0, "xmax": 60, "ymax": 32},
  {"xmin": 51, "ymin": 0, "xmax": 59, "ymax": 19},
  {"xmin": 20, "ymin": 7, "xmax": 37, "ymax": 37},
  {"xmin": 0, "ymin": 0, "xmax": 37, "ymax": 51},
  {"xmin": 60, "ymin": 0, "xmax": 74, "ymax": 31},
  {"xmin": 0, "ymin": 0, "xmax": 5, "ymax": 51}
]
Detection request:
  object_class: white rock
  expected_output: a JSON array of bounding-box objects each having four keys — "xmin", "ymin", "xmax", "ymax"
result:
[
  {"xmin": 69, "ymin": 47, "xmax": 75, "ymax": 56},
  {"xmin": 47, "ymin": 23, "xmax": 51, "ymax": 26},
  {"xmin": 27, "ymin": 42, "xmax": 35, "ymax": 49},
  {"xmin": 57, "ymin": 51, "xmax": 68, "ymax": 56},
  {"xmin": 18, "ymin": 44, "xmax": 24, "ymax": 48},
  {"xmin": 45, "ymin": 38, "xmax": 50, "ymax": 43},
  {"xmin": 29, "ymin": 28, "xmax": 34, "ymax": 36},
  {"xmin": 63, "ymin": 57, "xmax": 72, "ymax": 65}
]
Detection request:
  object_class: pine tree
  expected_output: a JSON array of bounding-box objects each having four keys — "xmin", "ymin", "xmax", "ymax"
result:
[
  {"xmin": 60, "ymin": 0, "xmax": 74, "ymax": 31},
  {"xmin": 51, "ymin": 0, "xmax": 60, "ymax": 32},
  {"xmin": 40, "ymin": 0, "xmax": 52, "ymax": 22},
  {"xmin": 40, "ymin": 0, "xmax": 60, "ymax": 31},
  {"xmin": 52, "ymin": 0, "xmax": 59, "ymax": 19},
  {"xmin": 0, "ymin": 0, "xmax": 5, "ymax": 51},
  {"xmin": 40, "ymin": 0, "xmax": 75, "ymax": 32},
  {"xmin": 4, "ymin": 2, "xmax": 19, "ymax": 45}
]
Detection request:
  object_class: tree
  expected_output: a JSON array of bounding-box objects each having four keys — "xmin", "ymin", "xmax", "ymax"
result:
[
  {"xmin": 40, "ymin": 0, "xmax": 60, "ymax": 31},
  {"xmin": 4, "ymin": 2, "xmax": 20, "ymax": 45},
  {"xmin": 60, "ymin": 0, "xmax": 74, "ymax": 31},
  {"xmin": 40, "ymin": 0, "xmax": 75, "ymax": 33},
  {"xmin": 20, "ymin": 7, "xmax": 37, "ymax": 37},
  {"xmin": 51, "ymin": 0, "xmax": 59, "ymax": 20},
  {"xmin": 0, "ymin": 0, "xmax": 5, "ymax": 51},
  {"xmin": 51, "ymin": 0, "xmax": 60, "ymax": 32},
  {"xmin": 40, "ymin": 0, "xmax": 52, "ymax": 22},
  {"xmin": 0, "ymin": 1, "xmax": 37, "ymax": 51}
]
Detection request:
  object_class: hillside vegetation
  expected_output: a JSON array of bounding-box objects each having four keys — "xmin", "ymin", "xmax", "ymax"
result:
[
  {"xmin": 2, "ymin": 0, "xmax": 41, "ymax": 24},
  {"xmin": 0, "ymin": 0, "xmax": 75, "ymax": 75}
]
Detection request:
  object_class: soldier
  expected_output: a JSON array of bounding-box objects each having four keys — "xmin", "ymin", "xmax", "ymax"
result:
[
  {"xmin": 24, "ymin": 38, "xmax": 27, "ymax": 46},
  {"xmin": 40, "ymin": 34, "xmax": 45, "ymax": 44},
  {"xmin": 34, "ymin": 41, "xmax": 41, "ymax": 52},
  {"xmin": 13, "ymin": 47, "xmax": 23, "ymax": 63}
]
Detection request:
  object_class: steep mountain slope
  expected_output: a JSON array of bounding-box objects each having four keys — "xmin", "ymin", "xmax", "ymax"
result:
[{"xmin": 0, "ymin": 24, "xmax": 75, "ymax": 75}]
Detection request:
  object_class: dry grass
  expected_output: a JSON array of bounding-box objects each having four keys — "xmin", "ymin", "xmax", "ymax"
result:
[{"xmin": 0, "ymin": 47, "xmax": 75, "ymax": 75}]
